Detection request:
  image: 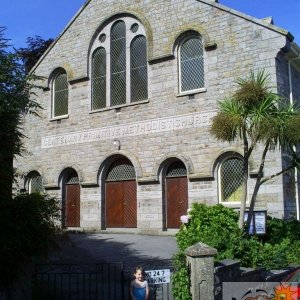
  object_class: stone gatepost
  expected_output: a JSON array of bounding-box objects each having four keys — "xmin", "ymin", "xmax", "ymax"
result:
[{"xmin": 185, "ymin": 242, "xmax": 218, "ymax": 300}]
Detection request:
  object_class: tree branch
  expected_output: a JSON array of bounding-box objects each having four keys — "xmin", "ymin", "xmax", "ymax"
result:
[
  {"xmin": 246, "ymin": 141, "xmax": 269, "ymax": 232},
  {"xmin": 260, "ymin": 163, "xmax": 296, "ymax": 185}
]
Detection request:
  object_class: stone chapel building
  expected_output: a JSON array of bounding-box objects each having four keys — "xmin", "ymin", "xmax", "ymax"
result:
[{"xmin": 15, "ymin": 0, "xmax": 300, "ymax": 234}]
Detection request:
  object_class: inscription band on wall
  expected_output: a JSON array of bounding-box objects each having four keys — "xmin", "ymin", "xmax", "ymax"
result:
[{"xmin": 41, "ymin": 111, "xmax": 216, "ymax": 149}]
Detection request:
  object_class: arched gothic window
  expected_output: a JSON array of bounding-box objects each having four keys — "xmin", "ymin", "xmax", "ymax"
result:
[
  {"xmin": 52, "ymin": 70, "xmax": 68, "ymax": 117},
  {"xmin": 179, "ymin": 35, "xmax": 204, "ymax": 93},
  {"xmin": 130, "ymin": 36, "xmax": 148, "ymax": 102},
  {"xmin": 92, "ymin": 48, "xmax": 106, "ymax": 110},
  {"xmin": 27, "ymin": 172, "xmax": 44, "ymax": 194},
  {"xmin": 218, "ymin": 155, "xmax": 244, "ymax": 203}
]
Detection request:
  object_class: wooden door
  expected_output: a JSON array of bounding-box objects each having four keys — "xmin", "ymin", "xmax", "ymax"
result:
[
  {"xmin": 65, "ymin": 184, "xmax": 80, "ymax": 227},
  {"xmin": 106, "ymin": 180, "xmax": 137, "ymax": 228},
  {"xmin": 123, "ymin": 180, "xmax": 137, "ymax": 227},
  {"xmin": 166, "ymin": 176, "xmax": 188, "ymax": 228}
]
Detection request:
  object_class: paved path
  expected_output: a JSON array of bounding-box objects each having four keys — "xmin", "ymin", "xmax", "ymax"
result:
[{"xmin": 50, "ymin": 232, "xmax": 178, "ymax": 275}]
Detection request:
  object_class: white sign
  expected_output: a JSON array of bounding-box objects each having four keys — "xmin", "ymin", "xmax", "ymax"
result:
[
  {"xmin": 145, "ymin": 269, "xmax": 170, "ymax": 285},
  {"xmin": 41, "ymin": 111, "xmax": 216, "ymax": 148},
  {"xmin": 244, "ymin": 211, "xmax": 266, "ymax": 235}
]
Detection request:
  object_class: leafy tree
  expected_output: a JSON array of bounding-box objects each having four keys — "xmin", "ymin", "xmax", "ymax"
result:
[
  {"xmin": 0, "ymin": 27, "xmax": 42, "ymax": 201},
  {"xmin": 210, "ymin": 70, "xmax": 300, "ymax": 230},
  {"xmin": 17, "ymin": 35, "xmax": 53, "ymax": 73},
  {"xmin": 0, "ymin": 29, "xmax": 60, "ymax": 297}
]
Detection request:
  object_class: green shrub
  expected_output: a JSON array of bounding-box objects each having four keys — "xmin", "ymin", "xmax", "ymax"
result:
[
  {"xmin": 0, "ymin": 193, "xmax": 61, "ymax": 291},
  {"xmin": 262, "ymin": 216, "xmax": 300, "ymax": 244},
  {"xmin": 172, "ymin": 253, "xmax": 191, "ymax": 300},
  {"xmin": 172, "ymin": 203, "xmax": 300, "ymax": 299},
  {"xmin": 176, "ymin": 203, "xmax": 242, "ymax": 257},
  {"xmin": 172, "ymin": 203, "xmax": 243, "ymax": 299}
]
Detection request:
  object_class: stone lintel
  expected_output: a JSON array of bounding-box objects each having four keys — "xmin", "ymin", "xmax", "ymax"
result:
[
  {"xmin": 69, "ymin": 76, "xmax": 89, "ymax": 85},
  {"xmin": 204, "ymin": 42, "xmax": 217, "ymax": 51},
  {"xmin": 137, "ymin": 177, "xmax": 159, "ymax": 184},
  {"xmin": 44, "ymin": 184, "xmax": 60, "ymax": 190},
  {"xmin": 148, "ymin": 54, "xmax": 175, "ymax": 65},
  {"xmin": 80, "ymin": 182, "xmax": 99, "ymax": 188},
  {"xmin": 188, "ymin": 173, "xmax": 214, "ymax": 181},
  {"xmin": 185, "ymin": 242, "xmax": 218, "ymax": 257}
]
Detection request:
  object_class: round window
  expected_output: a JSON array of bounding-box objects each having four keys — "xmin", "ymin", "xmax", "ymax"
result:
[
  {"xmin": 130, "ymin": 23, "xmax": 139, "ymax": 33},
  {"xmin": 99, "ymin": 33, "xmax": 106, "ymax": 43}
]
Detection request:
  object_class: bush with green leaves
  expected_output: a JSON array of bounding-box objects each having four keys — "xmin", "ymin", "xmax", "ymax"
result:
[
  {"xmin": 172, "ymin": 203, "xmax": 300, "ymax": 299},
  {"xmin": 0, "ymin": 193, "xmax": 61, "ymax": 292}
]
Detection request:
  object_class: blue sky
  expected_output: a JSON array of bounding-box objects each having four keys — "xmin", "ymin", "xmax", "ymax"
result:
[{"xmin": 1, "ymin": 0, "xmax": 299, "ymax": 49}]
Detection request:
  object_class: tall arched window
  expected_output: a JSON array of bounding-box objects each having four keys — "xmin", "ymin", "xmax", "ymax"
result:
[
  {"xmin": 53, "ymin": 70, "xmax": 68, "ymax": 117},
  {"xmin": 179, "ymin": 35, "xmax": 204, "ymax": 93},
  {"xmin": 131, "ymin": 36, "xmax": 148, "ymax": 102},
  {"xmin": 219, "ymin": 155, "xmax": 244, "ymax": 203},
  {"xmin": 92, "ymin": 47, "xmax": 106, "ymax": 110},
  {"xmin": 90, "ymin": 17, "xmax": 148, "ymax": 110},
  {"xmin": 111, "ymin": 21, "xmax": 126, "ymax": 106}
]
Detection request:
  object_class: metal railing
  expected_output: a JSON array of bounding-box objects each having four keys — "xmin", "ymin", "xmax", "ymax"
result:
[{"xmin": 32, "ymin": 263, "xmax": 174, "ymax": 300}]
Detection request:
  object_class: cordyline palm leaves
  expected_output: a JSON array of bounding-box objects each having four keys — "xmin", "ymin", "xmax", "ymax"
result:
[{"xmin": 210, "ymin": 70, "xmax": 300, "ymax": 230}]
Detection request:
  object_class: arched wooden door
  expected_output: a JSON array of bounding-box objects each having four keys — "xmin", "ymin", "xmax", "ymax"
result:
[
  {"xmin": 65, "ymin": 172, "xmax": 80, "ymax": 227},
  {"xmin": 165, "ymin": 161, "xmax": 188, "ymax": 228},
  {"xmin": 105, "ymin": 158, "xmax": 137, "ymax": 228}
]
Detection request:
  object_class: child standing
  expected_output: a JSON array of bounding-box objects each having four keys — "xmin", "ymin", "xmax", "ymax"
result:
[{"xmin": 130, "ymin": 266, "xmax": 149, "ymax": 300}]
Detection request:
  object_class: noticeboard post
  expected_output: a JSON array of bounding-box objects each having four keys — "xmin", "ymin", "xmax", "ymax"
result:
[
  {"xmin": 145, "ymin": 269, "xmax": 170, "ymax": 285},
  {"xmin": 244, "ymin": 210, "xmax": 267, "ymax": 235}
]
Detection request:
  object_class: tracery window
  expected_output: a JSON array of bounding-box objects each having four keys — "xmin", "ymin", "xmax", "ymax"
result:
[{"xmin": 91, "ymin": 17, "xmax": 148, "ymax": 110}]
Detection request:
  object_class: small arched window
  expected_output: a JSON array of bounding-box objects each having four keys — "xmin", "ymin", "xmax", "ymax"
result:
[
  {"xmin": 53, "ymin": 70, "xmax": 68, "ymax": 117},
  {"xmin": 28, "ymin": 173, "xmax": 43, "ymax": 194},
  {"xmin": 219, "ymin": 156, "xmax": 244, "ymax": 203},
  {"xmin": 92, "ymin": 47, "xmax": 106, "ymax": 110},
  {"xmin": 179, "ymin": 35, "xmax": 204, "ymax": 93},
  {"xmin": 106, "ymin": 158, "xmax": 136, "ymax": 181}
]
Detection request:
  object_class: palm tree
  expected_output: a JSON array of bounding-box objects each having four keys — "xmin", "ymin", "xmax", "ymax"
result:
[{"xmin": 210, "ymin": 70, "xmax": 300, "ymax": 230}]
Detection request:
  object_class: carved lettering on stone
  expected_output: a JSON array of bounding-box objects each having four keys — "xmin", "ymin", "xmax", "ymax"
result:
[{"xmin": 41, "ymin": 111, "xmax": 217, "ymax": 149}]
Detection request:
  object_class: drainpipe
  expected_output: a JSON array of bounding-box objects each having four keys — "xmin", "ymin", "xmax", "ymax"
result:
[{"xmin": 287, "ymin": 44, "xmax": 300, "ymax": 220}]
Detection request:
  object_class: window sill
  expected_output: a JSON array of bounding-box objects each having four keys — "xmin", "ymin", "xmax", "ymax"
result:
[
  {"xmin": 176, "ymin": 87, "xmax": 207, "ymax": 97},
  {"xmin": 220, "ymin": 202, "xmax": 250, "ymax": 208},
  {"xmin": 89, "ymin": 99, "xmax": 149, "ymax": 114},
  {"xmin": 50, "ymin": 114, "xmax": 69, "ymax": 122}
]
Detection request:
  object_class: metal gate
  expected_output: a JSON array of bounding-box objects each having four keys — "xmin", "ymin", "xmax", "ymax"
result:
[
  {"xmin": 32, "ymin": 263, "xmax": 125, "ymax": 300},
  {"xmin": 32, "ymin": 263, "xmax": 174, "ymax": 300}
]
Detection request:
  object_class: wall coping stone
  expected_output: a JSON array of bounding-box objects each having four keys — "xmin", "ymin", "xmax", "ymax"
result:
[{"xmin": 185, "ymin": 242, "xmax": 218, "ymax": 257}]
